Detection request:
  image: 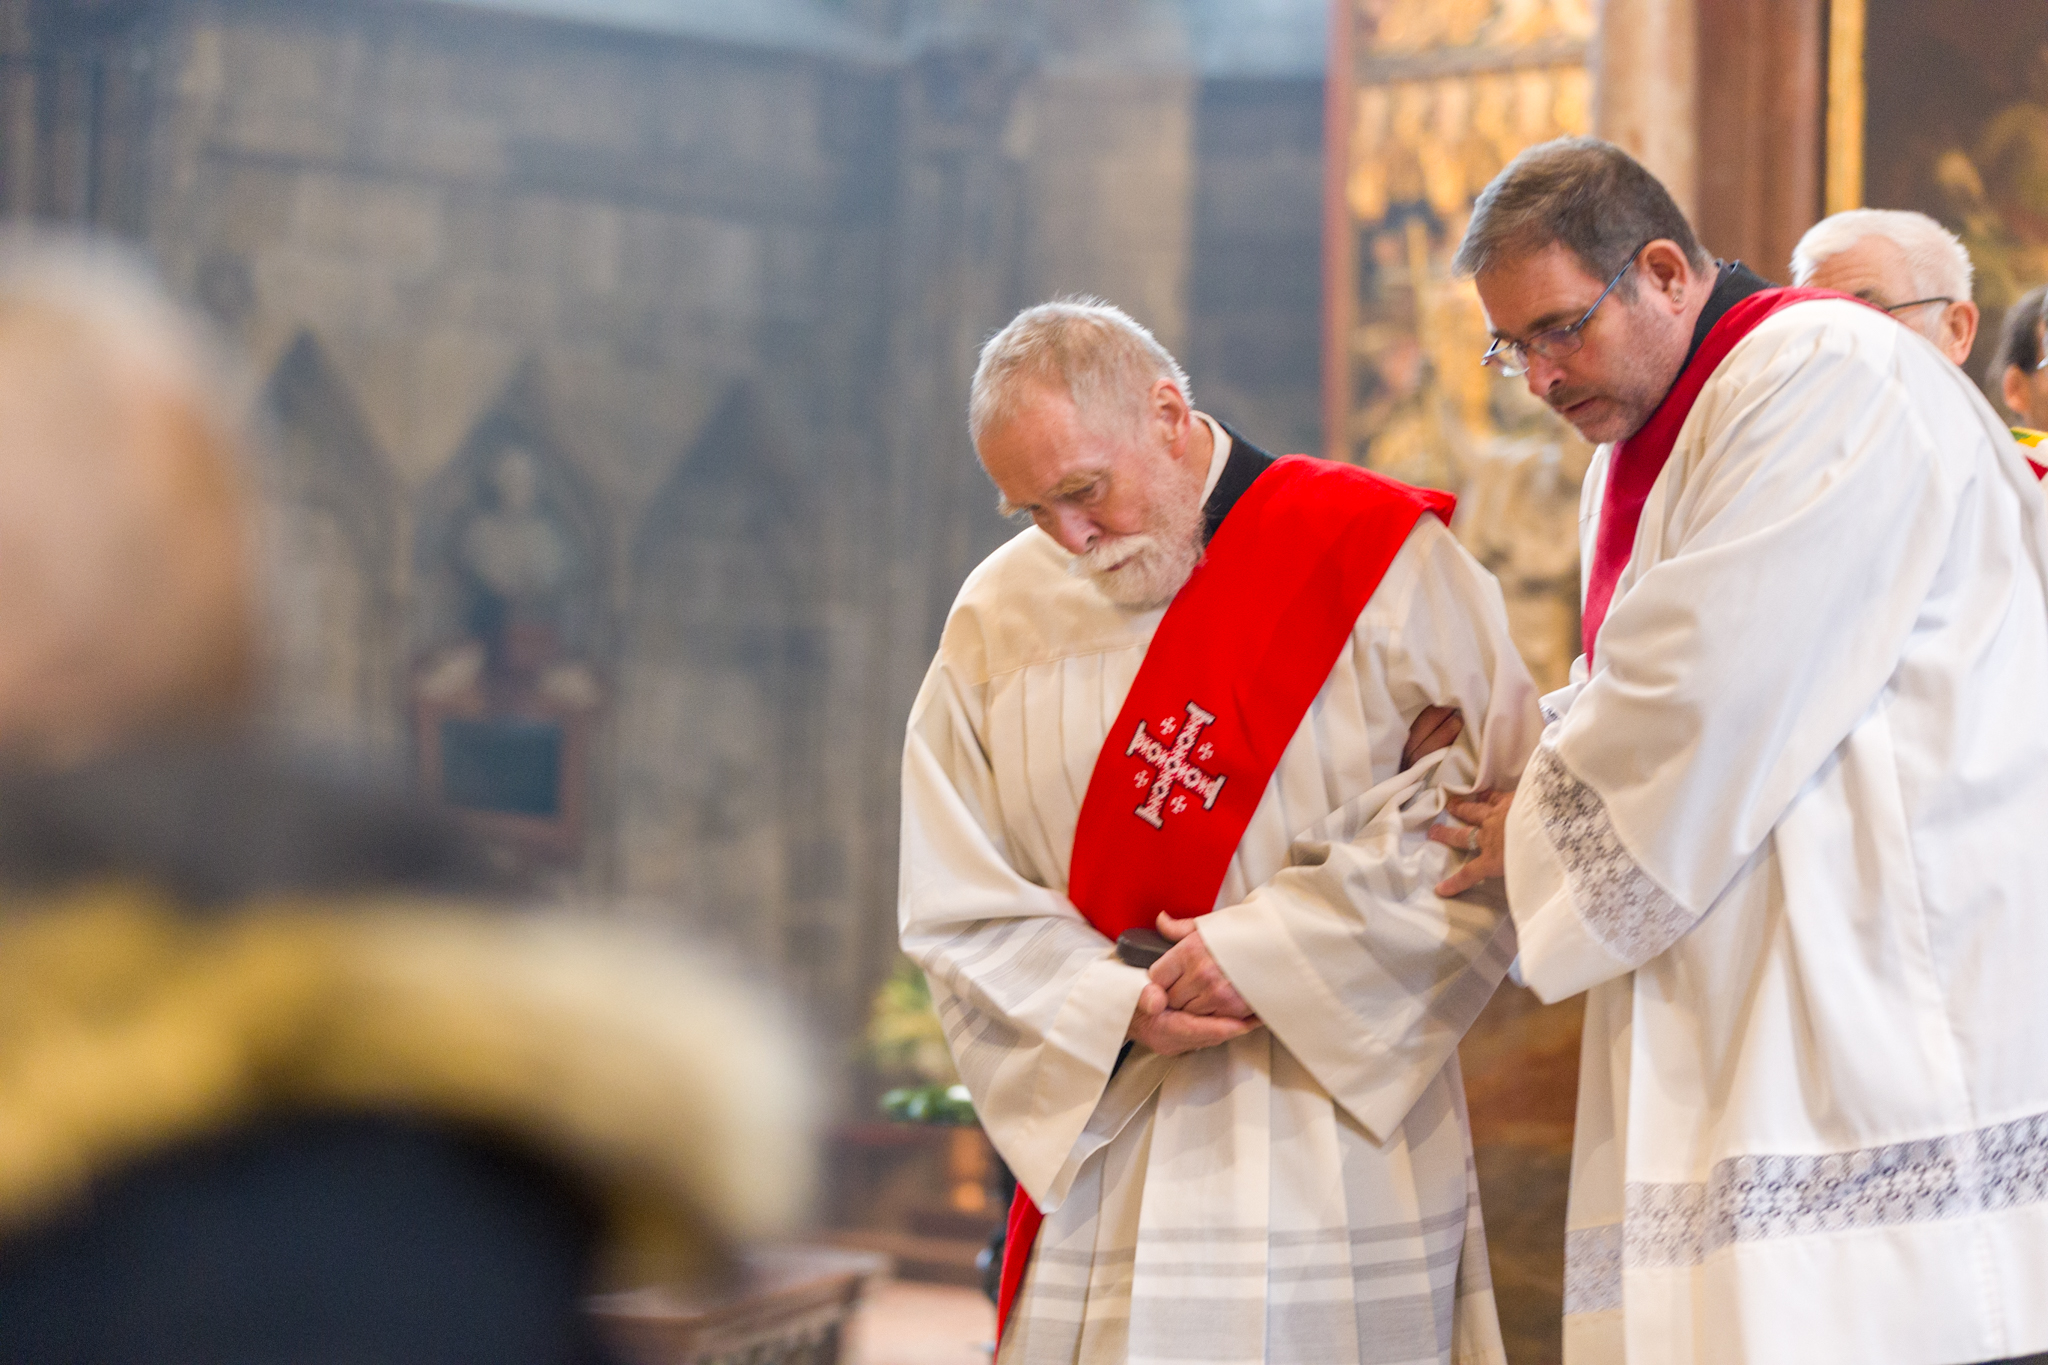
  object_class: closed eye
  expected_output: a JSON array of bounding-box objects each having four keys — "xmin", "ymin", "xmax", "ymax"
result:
[{"xmin": 997, "ymin": 476, "xmax": 1107, "ymax": 523}]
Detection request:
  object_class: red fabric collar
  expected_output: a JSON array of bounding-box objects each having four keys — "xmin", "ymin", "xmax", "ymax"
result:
[{"xmin": 1580, "ymin": 287, "xmax": 1863, "ymax": 661}]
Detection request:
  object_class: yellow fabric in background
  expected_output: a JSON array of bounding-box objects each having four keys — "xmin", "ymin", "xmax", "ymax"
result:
[{"xmin": 0, "ymin": 885, "xmax": 810, "ymax": 1288}]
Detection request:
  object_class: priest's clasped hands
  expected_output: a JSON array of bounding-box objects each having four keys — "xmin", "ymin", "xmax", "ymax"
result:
[
  {"xmin": 1127, "ymin": 912, "xmax": 1261, "ymax": 1057},
  {"xmin": 1124, "ymin": 703, "xmax": 1508, "ymax": 1056}
]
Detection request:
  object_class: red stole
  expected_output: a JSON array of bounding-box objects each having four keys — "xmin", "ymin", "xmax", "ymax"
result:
[
  {"xmin": 1580, "ymin": 287, "xmax": 1859, "ymax": 660},
  {"xmin": 994, "ymin": 455, "xmax": 1454, "ymax": 1335}
]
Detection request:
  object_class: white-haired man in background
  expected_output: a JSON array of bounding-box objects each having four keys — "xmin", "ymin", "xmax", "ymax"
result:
[
  {"xmin": 1790, "ymin": 207, "xmax": 1980, "ymax": 366},
  {"xmin": 1793, "ymin": 209, "xmax": 2048, "ymax": 475},
  {"xmin": 898, "ymin": 298, "xmax": 1542, "ymax": 1364}
]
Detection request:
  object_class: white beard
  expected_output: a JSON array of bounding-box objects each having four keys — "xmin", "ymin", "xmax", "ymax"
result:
[
  {"xmin": 1067, "ymin": 460, "xmax": 1207, "ymax": 610},
  {"xmin": 1071, "ymin": 533, "xmax": 1203, "ymax": 610}
]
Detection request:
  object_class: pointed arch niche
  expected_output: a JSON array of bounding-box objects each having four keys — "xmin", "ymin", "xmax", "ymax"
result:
[
  {"xmin": 617, "ymin": 383, "xmax": 826, "ymax": 965},
  {"xmin": 260, "ymin": 332, "xmax": 399, "ymax": 751},
  {"xmin": 410, "ymin": 361, "xmax": 609, "ymax": 866}
]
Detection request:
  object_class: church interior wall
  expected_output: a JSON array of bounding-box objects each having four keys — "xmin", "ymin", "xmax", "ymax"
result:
[
  {"xmin": 74, "ymin": 0, "xmax": 1250, "ymax": 1119},
  {"xmin": 1187, "ymin": 73, "xmax": 1325, "ymax": 460},
  {"xmin": 141, "ymin": 0, "xmax": 905, "ymax": 1082}
]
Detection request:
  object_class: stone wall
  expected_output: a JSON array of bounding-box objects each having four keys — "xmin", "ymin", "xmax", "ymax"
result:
[
  {"xmin": 1187, "ymin": 74, "xmax": 1325, "ymax": 457},
  {"xmin": 139, "ymin": 4, "xmax": 904, "ymax": 1081},
  {"xmin": 108, "ymin": 0, "xmax": 1256, "ymax": 1109}
]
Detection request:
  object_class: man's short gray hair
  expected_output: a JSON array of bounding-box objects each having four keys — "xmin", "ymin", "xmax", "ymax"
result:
[
  {"xmin": 1789, "ymin": 208, "xmax": 1974, "ymax": 302},
  {"xmin": 969, "ymin": 298, "xmax": 1192, "ymax": 446},
  {"xmin": 1453, "ymin": 137, "xmax": 1710, "ymax": 284}
]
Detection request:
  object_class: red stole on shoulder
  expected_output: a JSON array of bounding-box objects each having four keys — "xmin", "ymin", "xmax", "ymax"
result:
[
  {"xmin": 994, "ymin": 455, "xmax": 1454, "ymax": 1336},
  {"xmin": 1580, "ymin": 287, "xmax": 1854, "ymax": 660}
]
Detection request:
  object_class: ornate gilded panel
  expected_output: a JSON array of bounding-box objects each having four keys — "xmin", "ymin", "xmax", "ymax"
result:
[
  {"xmin": 1841, "ymin": 1, "xmax": 2048, "ymax": 404},
  {"xmin": 1330, "ymin": 0, "xmax": 1596, "ymax": 689}
]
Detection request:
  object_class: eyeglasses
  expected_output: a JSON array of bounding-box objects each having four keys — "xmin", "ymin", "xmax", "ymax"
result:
[
  {"xmin": 1880, "ymin": 296, "xmax": 1953, "ymax": 317},
  {"xmin": 1480, "ymin": 243, "xmax": 1649, "ymax": 377}
]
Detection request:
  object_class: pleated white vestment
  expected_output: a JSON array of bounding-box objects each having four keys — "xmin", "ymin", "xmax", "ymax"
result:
[
  {"xmin": 1506, "ymin": 298, "xmax": 2048, "ymax": 1365},
  {"xmin": 899, "ymin": 479, "xmax": 1542, "ymax": 1365}
]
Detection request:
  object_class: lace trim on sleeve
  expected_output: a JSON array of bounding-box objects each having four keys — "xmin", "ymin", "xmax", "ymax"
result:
[{"xmin": 1524, "ymin": 746, "xmax": 1694, "ymax": 967}]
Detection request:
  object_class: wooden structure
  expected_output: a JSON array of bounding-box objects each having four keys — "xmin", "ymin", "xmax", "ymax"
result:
[
  {"xmin": 594, "ymin": 1246, "xmax": 889, "ymax": 1365},
  {"xmin": 821, "ymin": 1121, "xmax": 1002, "ymax": 1289}
]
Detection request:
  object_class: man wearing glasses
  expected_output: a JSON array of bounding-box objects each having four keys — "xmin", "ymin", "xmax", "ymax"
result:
[
  {"xmin": 1789, "ymin": 208, "xmax": 1981, "ymax": 367},
  {"xmin": 1432, "ymin": 137, "xmax": 2048, "ymax": 1365},
  {"xmin": 1788, "ymin": 211, "xmax": 2048, "ymax": 479}
]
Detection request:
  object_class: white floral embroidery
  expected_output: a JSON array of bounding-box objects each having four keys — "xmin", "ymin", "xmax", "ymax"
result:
[
  {"xmin": 1525, "ymin": 746, "xmax": 1695, "ymax": 965},
  {"xmin": 1561, "ymin": 1109, "xmax": 2048, "ymax": 1316},
  {"xmin": 1563, "ymin": 1225, "xmax": 1622, "ymax": 1315}
]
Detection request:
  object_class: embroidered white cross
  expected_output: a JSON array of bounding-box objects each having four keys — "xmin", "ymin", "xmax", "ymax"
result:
[{"xmin": 1125, "ymin": 701, "xmax": 1226, "ymax": 829}]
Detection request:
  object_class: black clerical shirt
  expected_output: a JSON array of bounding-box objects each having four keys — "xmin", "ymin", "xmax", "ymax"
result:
[
  {"xmin": 1200, "ymin": 423, "xmax": 1277, "ymax": 545},
  {"xmin": 1682, "ymin": 260, "xmax": 1774, "ymax": 374}
]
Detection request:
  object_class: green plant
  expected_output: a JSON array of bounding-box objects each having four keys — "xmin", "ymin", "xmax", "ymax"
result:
[{"xmin": 865, "ymin": 956, "xmax": 959, "ymax": 1086}]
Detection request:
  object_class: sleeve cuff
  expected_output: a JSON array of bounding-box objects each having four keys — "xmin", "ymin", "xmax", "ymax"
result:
[
  {"xmin": 1001, "ymin": 951, "xmax": 1149, "ymax": 1201},
  {"xmin": 1505, "ymin": 780, "xmax": 1637, "ymax": 1002},
  {"xmin": 1200, "ymin": 899, "xmax": 1437, "ymax": 1141}
]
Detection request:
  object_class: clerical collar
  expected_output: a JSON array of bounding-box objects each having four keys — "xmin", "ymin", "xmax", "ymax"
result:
[
  {"xmin": 1681, "ymin": 260, "xmax": 1773, "ymax": 374},
  {"xmin": 1197, "ymin": 415, "xmax": 1277, "ymax": 544},
  {"xmin": 1197, "ymin": 413, "xmax": 1232, "ymax": 503}
]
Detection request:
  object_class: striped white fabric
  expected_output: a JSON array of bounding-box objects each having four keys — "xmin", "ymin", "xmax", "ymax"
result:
[{"xmin": 900, "ymin": 513, "xmax": 1542, "ymax": 1364}]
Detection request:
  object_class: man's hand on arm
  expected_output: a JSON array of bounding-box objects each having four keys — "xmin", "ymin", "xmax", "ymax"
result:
[
  {"xmin": 1401, "ymin": 705, "xmax": 1464, "ymax": 771},
  {"xmin": 1430, "ymin": 790, "xmax": 1513, "ymax": 896},
  {"xmin": 1397, "ymin": 703, "xmax": 1508, "ymax": 896}
]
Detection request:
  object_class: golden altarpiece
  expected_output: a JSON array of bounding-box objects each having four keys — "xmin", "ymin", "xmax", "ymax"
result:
[{"xmin": 1324, "ymin": 0, "xmax": 1598, "ymax": 691}]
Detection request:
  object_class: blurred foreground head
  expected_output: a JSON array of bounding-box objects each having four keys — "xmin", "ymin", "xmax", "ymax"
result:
[
  {"xmin": 0, "ymin": 242, "xmax": 813, "ymax": 1363},
  {"xmin": 0, "ymin": 240, "xmax": 254, "ymax": 765}
]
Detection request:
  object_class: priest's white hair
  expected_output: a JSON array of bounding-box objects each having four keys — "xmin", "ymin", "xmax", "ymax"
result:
[
  {"xmin": 969, "ymin": 297, "xmax": 1192, "ymax": 445},
  {"xmin": 1790, "ymin": 208, "xmax": 1974, "ymax": 302}
]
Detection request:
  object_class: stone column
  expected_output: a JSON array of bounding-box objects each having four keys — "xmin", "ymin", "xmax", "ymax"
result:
[
  {"xmin": 1591, "ymin": 0, "xmax": 1700, "ymax": 219},
  {"xmin": 1693, "ymin": 0, "xmax": 1825, "ymax": 280}
]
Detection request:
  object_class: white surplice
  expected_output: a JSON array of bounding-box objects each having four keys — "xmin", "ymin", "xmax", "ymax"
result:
[
  {"xmin": 1505, "ymin": 299, "xmax": 2048, "ymax": 1365},
  {"xmin": 899, "ymin": 475, "xmax": 1543, "ymax": 1365}
]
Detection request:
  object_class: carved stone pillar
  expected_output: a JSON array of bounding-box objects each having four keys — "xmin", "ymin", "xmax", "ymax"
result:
[
  {"xmin": 1594, "ymin": 0, "xmax": 1826, "ymax": 281},
  {"xmin": 1591, "ymin": 0, "xmax": 1700, "ymax": 219},
  {"xmin": 1694, "ymin": 0, "xmax": 1825, "ymax": 281}
]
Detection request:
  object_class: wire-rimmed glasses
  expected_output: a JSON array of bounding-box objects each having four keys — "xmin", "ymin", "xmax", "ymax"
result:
[
  {"xmin": 1880, "ymin": 296, "xmax": 1953, "ymax": 318},
  {"xmin": 1480, "ymin": 242, "xmax": 1649, "ymax": 378}
]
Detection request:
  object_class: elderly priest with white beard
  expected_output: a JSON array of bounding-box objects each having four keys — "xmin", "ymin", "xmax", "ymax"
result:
[
  {"xmin": 1434, "ymin": 137, "xmax": 2048, "ymax": 1365},
  {"xmin": 897, "ymin": 299, "xmax": 1542, "ymax": 1365}
]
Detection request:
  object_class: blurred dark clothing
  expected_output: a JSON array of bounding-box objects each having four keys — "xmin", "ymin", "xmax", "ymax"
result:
[
  {"xmin": 0, "ymin": 1113, "xmax": 616, "ymax": 1365},
  {"xmin": 0, "ymin": 742, "xmax": 729, "ymax": 1365}
]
